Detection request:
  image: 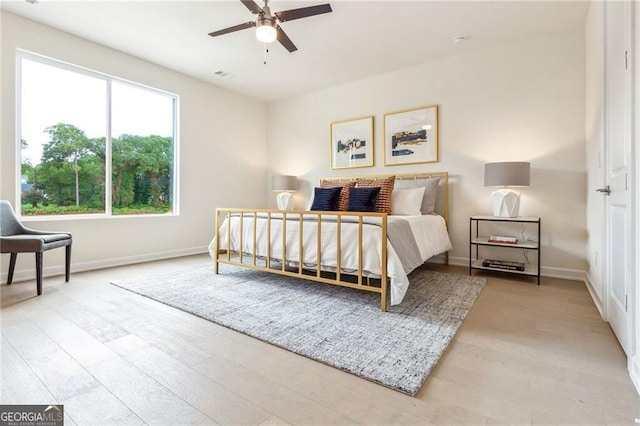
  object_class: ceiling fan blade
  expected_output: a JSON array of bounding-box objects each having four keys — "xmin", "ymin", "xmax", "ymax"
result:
[
  {"xmin": 275, "ymin": 4, "xmax": 332, "ymax": 23},
  {"xmin": 276, "ymin": 25, "xmax": 297, "ymax": 52},
  {"xmin": 240, "ymin": 0, "xmax": 263, "ymax": 15},
  {"xmin": 208, "ymin": 21, "xmax": 256, "ymax": 38}
]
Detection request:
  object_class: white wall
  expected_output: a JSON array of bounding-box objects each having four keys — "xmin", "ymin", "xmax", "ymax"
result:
[
  {"xmin": 0, "ymin": 13, "xmax": 588, "ymax": 281},
  {"xmin": 267, "ymin": 31, "xmax": 587, "ymax": 276},
  {"xmin": 0, "ymin": 11, "xmax": 268, "ymax": 281},
  {"xmin": 584, "ymin": 1, "xmax": 606, "ymax": 311}
]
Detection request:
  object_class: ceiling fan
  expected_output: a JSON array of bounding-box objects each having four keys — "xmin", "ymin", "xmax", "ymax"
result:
[{"xmin": 208, "ymin": 0, "xmax": 332, "ymax": 53}]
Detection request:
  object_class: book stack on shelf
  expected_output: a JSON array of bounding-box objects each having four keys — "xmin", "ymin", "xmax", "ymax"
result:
[
  {"xmin": 488, "ymin": 235, "xmax": 518, "ymax": 244},
  {"xmin": 482, "ymin": 259, "xmax": 526, "ymax": 271}
]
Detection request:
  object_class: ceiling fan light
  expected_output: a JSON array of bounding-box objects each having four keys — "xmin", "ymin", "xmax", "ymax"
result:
[{"xmin": 256, "ymin": 20, "xmax": 277, "ymax": 43}]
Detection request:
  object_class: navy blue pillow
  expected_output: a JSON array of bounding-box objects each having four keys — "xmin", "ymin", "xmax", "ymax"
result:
[
  {"xmin": 310, "ymin": 186, "xmax": 343, "ymax": 211},
  {"xmin": 347, "ymin": 187, "xmax": 381, "ymax": 212}
]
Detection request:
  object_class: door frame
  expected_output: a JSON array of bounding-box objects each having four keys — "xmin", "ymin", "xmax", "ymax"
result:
[{"xmin": 631, "ymin": 0, "xmax": 640, "ymax": 395}]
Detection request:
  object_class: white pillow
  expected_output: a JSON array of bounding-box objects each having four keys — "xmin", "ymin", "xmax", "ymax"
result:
[
  {"xmin": 391, "ymin": 187, "xmax": 425, "ymax": 216},
  {"xmin": 394, "ymin": 177, "xmax": 440, "ymax": 214}
]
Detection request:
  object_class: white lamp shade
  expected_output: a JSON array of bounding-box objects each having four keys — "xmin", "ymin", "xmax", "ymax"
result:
[
  {"xmin": 272, "ymin": 175, "xmax": 297, "ymax": 192},
  {"xmin": 484, "ymin": 162, "xmax": 530, "ymax": 187}
]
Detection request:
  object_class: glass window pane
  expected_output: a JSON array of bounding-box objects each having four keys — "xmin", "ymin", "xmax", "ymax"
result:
[
  {"xmin": 111, "ymin": 81, "xmax": 175, "ymax": 215},
  {"xmin": 18, "ymin": 54, "xmax": 177, "ymax": 218},
  {"xmin": 20, "ymin": 58, "xmax": 107, "ymax": 216}
]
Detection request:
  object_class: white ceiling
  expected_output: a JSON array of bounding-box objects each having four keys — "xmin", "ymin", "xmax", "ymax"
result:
[{"xmin": 1, "ymin": 0, "xmax": 589, "ymax": 103}]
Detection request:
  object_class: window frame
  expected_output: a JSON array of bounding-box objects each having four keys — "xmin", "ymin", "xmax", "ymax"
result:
[{"xmin": 15, "ymin": 50, "xmax": 180, "ymax": 220}]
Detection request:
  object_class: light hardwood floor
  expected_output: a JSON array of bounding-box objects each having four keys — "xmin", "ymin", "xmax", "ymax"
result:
[{"xmin": 1, "ymin": 254, "xmax": 639, "ymax": 425}]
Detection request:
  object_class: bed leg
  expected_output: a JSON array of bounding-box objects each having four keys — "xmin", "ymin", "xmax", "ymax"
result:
[{"xmin": 380, "ymin": 281, "xmax": 388, "ymax": 312}]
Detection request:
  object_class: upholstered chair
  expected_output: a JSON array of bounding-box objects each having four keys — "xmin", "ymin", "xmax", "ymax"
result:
[{"xmin": 0, "ymin": 200, "xmax": 72, "ymax": 295}]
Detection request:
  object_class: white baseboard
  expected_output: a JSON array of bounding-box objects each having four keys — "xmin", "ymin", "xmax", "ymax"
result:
[
  {"xmin": 427, "ymin": 253, "xmax": 449, "ymax": 264},
  {"xmin": 4, "ymin": 250, "xmax": 589, "ymax": 286},
  {"xmin": 540, "ymin": 265, "xmax": 587, "ymax": 282},
  {"xmin": 584, "ymin": 272, "xmax": 605, "ymax": 319},
  {"xmin": 447, "ymin": 255, "xmax": 471, "ymax": 268},
  {"xmin": 448, "ymin": 256, "xmax": 586, "ymax": 282},
  {"xmin": 631, "ymin": 356, "xmax": 640, "ymax": 395},
  {"xmin": 1, "ymin": 246, "xmax": 209, "ymax": 284}
]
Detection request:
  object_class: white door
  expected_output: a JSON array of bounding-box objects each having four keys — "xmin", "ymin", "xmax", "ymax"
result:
[{"xmin": 604, "ymin": 0, "xmax": 633, "ymax": 354}]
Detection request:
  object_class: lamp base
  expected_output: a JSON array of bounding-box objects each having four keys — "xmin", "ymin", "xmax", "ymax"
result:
[
  {"xmin": 276, "ymin": 192, "xmax": 293, "ymax": 211},
  {"xmin": 491, "ymin": 189, "xmax": 521, "ymax": 218}
]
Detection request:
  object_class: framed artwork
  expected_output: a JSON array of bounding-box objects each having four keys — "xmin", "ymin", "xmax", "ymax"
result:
[
  {"xmin": 383, "ymin": 105, "xmax": 438, "ymax": 166},
  {"xmin": 330, "ymin": 116, "xmax": 374, "ymax": 169}
]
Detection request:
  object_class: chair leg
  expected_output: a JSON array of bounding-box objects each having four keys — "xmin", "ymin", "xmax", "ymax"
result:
[
  {"xmin": 7, "ymin": 253, "xmax": 17, "ymax": 285},
  {"xmin": 65, "ymin": 244, "xmax": 71, "ymax": 282},
  {"xmin": 35, "ymin": 252, "xmax": 43, "ymax": 296}
]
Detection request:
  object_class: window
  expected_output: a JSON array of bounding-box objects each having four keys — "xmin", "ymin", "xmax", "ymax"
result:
[{"xmin": 18, "ymin": 52, "xmax": 178, "ymax": 217}]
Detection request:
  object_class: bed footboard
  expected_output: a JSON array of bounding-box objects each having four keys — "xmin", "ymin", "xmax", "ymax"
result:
[{"xmin": 214, "ymin": 208, "xmax": 390, "ymax": 311}]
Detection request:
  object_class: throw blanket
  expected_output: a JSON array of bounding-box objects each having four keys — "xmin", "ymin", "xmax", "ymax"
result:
[{"xmin": 387, "ymin": 217, "xmax": 424, "ymax": 274}]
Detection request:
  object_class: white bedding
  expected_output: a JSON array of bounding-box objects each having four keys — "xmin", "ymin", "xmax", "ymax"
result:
[{"xmin": 208, "ymin": 213, "xmax": 451, "ymax": 305}]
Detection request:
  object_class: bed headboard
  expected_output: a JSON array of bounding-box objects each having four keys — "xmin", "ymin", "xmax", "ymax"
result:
[{"xmin": 319, "ymin": 172, "xmax": 449, "ymax": 225}]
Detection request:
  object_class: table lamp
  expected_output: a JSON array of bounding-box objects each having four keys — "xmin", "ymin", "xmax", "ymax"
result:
[
  {"xmin": 484, "ymin": 162, "xmax": 530, "ymax": 217},
  {"xmin": 272, "ymin": 175, "xmax": 297, "ymax": 210}
]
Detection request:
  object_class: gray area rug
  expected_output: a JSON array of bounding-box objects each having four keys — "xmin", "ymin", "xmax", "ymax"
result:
[{"xmin": 111, "ymin": 263, "xmax": 486, "ymax": 396}]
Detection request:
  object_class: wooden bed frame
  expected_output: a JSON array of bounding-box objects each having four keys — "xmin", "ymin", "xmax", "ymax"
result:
[{"xmin": 213, "ymin": 172, "xmax": 449, "ymax": 311}]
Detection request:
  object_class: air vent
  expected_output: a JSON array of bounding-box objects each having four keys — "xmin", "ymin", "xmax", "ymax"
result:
[
  {"xmin": 213, "ymin": 70, "xmax": 234, "ymax": 79},
  {"xmin": 452, "ymin": 36, "xmax": 467, "ymax": 44}
]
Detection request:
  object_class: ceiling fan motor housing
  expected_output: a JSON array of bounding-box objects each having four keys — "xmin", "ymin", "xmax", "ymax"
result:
[{"xmin": 257, "ymin": 15, "xmax": 275, "ymax": 28}]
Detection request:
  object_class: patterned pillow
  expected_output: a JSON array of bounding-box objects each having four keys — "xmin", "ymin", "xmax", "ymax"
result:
[
  {"xmin": 310, "ymin": 186, "xmax": 343, "ymax": 211},
  {"xmin": 355, "ymin": 176, "xmax": 396, "ymax": 214},
  {"xmin": 320, "ymin": 181, "xmax": 356, "ymax": 211},
  {"xmin": 347, "ymin": 187, "xmax": 381, "ymax": 212}
]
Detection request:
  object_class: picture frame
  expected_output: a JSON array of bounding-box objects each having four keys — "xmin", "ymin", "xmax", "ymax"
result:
[
  {"xmin": 383, "ymin": 105, "xmax": 438, "ymax": 166},
  {"xmin": 330, "ymin": 116, "xmax": 374, "ymax": 169}
]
